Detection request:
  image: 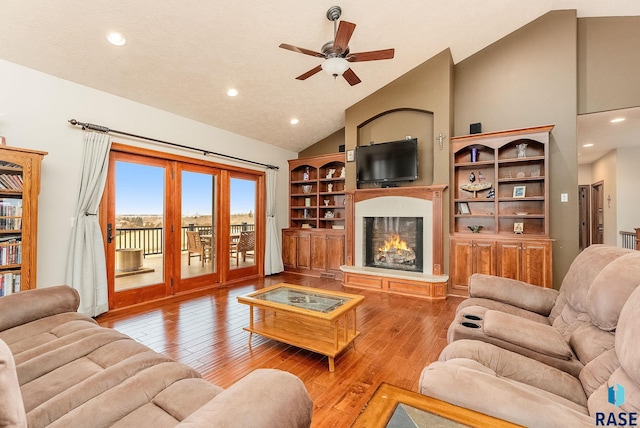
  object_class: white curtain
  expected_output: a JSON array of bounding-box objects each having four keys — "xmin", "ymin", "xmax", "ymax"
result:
[
  {"xmin": 264, "ymin": 168, "xmax": 284, "ymax": 275},
  {"xmin": 66, "ymin": 132, "xmax": 112, "ymax": 317}
]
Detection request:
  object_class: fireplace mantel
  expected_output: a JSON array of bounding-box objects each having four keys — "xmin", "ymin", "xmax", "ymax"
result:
[
  {"xmin": 344, "ymin": 185, "xmax": 447, "ymax": 274},
  {"xmin": 342, "ymin": 185, "xmax": 449, "ymax": 300}
]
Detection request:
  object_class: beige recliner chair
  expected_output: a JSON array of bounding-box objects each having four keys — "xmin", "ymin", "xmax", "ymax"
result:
[
  {"xmin": 419, "ymin": 280, "xmax": 640, "ymax": 427},
  {"xmin": 447, "ymin": 245, "xmax": 638, "ymax": 375}
]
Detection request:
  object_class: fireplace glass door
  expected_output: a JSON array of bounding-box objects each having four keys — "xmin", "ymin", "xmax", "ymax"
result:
[{"xmin": 364, "ymin": 217, "xmax": 423, "ymax": 272}]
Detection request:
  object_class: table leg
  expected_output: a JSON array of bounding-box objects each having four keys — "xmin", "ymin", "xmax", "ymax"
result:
[
  {"xmin": 248, "ymin": 306, "xmax": 254, "ymax": 345},
  {"xmin": 328, "ymin": 356, "xmax": 335, "ymax": 372}
]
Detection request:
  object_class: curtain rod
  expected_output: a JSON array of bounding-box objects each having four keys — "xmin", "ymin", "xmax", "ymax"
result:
[{"xmin": 68, "ymin": 119, "xmax": 279, "ymax": 170}]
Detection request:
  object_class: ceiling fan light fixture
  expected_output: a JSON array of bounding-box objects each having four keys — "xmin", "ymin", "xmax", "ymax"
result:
[{"xmin": 322, "ymin": 57, "xmax": 349, "ymax": 77}]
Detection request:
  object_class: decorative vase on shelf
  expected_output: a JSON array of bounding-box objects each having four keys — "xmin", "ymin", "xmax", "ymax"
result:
[
  {"xmin": 516, "ymin": 143, "xmax": 528, "ymax": 158},
  {"xmin": 468, "ymin": 225, "xmax": 483, "ymax": 233}
]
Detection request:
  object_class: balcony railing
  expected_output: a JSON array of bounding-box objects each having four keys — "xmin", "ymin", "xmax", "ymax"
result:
[{"xmin": 115, "ymin": 223, "xmax": 255, "ymax": 256}]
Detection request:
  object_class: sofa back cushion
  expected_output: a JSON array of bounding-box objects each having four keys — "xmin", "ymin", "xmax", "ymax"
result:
[
  {"xmin": 550, "ymin": 245, "xmax": 633, "ymax": 323},
  {"xmin": 0, "ymin": 338, "xmax": 26, "ymax": 427},
  {"xmin": 587, "ymin": 251, "xmax": 640, "ymax": 331},
  {"xmin": 616, "ymin": 283, "xmax": 640, "ymax": 387}
]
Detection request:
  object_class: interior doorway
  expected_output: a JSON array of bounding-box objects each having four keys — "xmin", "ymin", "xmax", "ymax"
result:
[
  {"xmin": 578, "ymin": 185, "xmax": 590, "ymax": 251},
  {"xmin": 591, "ymin": 181, "xmax": 604, "ymax": 245}
]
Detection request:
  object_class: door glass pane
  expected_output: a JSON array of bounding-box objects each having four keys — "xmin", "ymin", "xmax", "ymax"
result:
[
  {"xmin": 114, "ymin": 161, "xmax": 164, "ymax": 291},
  {"xmin": 181, "ymin": 171, "xmax": 216, "ymax": 278},
  {"xmin": 230, "ymin": 177, "xmax": 256, "ymax": 270}
]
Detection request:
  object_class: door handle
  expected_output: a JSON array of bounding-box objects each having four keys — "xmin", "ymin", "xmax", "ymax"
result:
[{"xmin": 107, "ymin": 223, "xmax": 114, "ymax": 244}]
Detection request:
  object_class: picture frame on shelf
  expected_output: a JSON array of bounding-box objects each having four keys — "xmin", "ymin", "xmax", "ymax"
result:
[
  {"xmin": 513, "ymin": 185, "xmax": 526, "ymax": 198},
  {"xmin": 458, "ymin": 202, "xmax": 470, "ymax": 215},
  {"xmin": 514, "ymin": 222, "xmax": 524, "ymax": 234}
]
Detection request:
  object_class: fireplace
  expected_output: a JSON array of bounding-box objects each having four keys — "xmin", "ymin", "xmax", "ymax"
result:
[{"xmin": 364, "ymin": 217, "xmax": 423, "ymax": 273}]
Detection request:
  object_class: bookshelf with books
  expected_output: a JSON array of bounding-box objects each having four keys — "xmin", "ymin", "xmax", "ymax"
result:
[{"xmin": 0, "ymin": 146, "xmax": 46, "ymax": 296}]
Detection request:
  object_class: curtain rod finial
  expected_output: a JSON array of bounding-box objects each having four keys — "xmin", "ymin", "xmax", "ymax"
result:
[{"xmin": 69, "ymin": 119, "xmax": 79, "ymax": 126}]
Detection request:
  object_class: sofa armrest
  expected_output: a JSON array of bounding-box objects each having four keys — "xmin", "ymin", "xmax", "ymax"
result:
[
  {"xmin": 440, "ymin": 340, "xmax": 587, "ymax": 406},
  {"xmin": 419, "ymin": 360, "xmax": 593, "ymax": 427},
  {"xmin": 469, "ymin": 274, "xmax": 558, "ymax": 316},
  {"xmin": 483, "ymin": 310, "xmax": 573, "ymax": 359},
  {"xmin": 0, "ymin": 286, "xmax": 80, "ymax": 332},
  {"xmin": 176, "ymin": 369, "xmax": 312, "ymax": 428}
]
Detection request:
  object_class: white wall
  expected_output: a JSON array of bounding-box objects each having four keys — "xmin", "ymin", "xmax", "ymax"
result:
[
  {"xmin": 616, "ymin": 146, "xmax": 640, "ymax": 242},
  {"xmin": 577, "ymin": 164, "xmax": 592, "ymax": 185},
  {"xmin": 0, "ymin": 59, "xmax": 296, "ymax": 288}
]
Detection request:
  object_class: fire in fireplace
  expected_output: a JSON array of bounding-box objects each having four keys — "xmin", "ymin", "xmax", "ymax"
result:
[{"xmin": 364, "ymin": 217, "xmax": 423, "ymax": 272}]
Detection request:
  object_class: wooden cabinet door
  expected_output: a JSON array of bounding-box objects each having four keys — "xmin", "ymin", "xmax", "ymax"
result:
[
  {"xmin": 282, "ymin": 231, "xmax": 297, "ymax": 269},
  {"xmin": 296, "ymin": 232, "xmax": 311, "ymax": 269},
  {"xmin": 326, "ymin": 234, "xmax": 346, "ymax": 273},
  {"xmin": 310, "ymin": 233, "xmax": 327, "ymax": 271},
  {"xmin": 473, "ymin": 240, "xmax": 496, "ymax": 277},
  {"xmin": 496, "ymin": 241, "xmax": 522, "ymax": 281},
  {"xmin": 522, "ymin": 241, "xmax": 552, "ymax": 288},
  {"xmin": 450, "ymin": 239, "xmax": 474, "ymax": 289}
]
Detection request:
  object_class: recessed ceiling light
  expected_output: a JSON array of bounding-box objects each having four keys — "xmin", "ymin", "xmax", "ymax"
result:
[
  {"xmin": 107, "ymin": 32, "xmax": 126, "ymax": 46},
  {"xmin": 611, "ymin": 117, "xmax": 625, "ymax": 123},
  {"xmin": 226, "ymin": 88, "xmax": 238, "ymax": 97},
  {"xmin": 290, "ymin": 118, "xmax": 299, "ymax": 125},
  {"xmin": 583, "ymin": 143, "xmax": 594, "ymax": 148}
]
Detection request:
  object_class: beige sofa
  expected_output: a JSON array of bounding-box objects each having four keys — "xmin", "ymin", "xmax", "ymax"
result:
[
  {"xmin": 419, "ymin": 245, "xmax": 640, "ymax": 427},
  {"xmin": 0, "ymin": 286, "xmax": 313, "ymax": 428}
]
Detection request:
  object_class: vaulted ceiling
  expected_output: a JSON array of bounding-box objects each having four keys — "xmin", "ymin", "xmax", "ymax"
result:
[{"xmin": 1, "ymin": 1, "xmax": 638, "ymax": 152}]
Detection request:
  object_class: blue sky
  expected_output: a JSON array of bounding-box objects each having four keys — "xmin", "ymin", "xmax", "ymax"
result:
[{"xmin": 116, "ymin": 162, "xmax": 255, "ymax": 215}]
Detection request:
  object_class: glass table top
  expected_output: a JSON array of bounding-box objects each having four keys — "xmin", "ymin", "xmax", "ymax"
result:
[{"xmin": 252, "ymin": 287, "xmax": 351, "ymax": 313}]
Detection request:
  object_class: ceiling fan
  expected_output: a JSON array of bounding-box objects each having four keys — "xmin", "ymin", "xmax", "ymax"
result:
[{"xmin": 279, "ymin": 6, "xmax": 395, "ymax": 86}]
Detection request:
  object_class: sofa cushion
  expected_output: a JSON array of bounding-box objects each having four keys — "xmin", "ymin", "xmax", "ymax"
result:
[
  {"xmin": 616, "ymin": 284, "xmax": 640, "ymax": 385},
  {"xmin": 569, "ymin": 323, "xmax": 615, "ymax": 365},
  {"xmin": 587, "ymin": 251, "xmax": 640, "ymax": 331},
  {"xmin": 579, "ymin": 349, "xmax": 619, "ymax": 398},
  {"xmin": 0, "ymin": 338, "xmax": 26, "ymax": 428},
  {"xmin": 0, "ymin": 286, "xmax": 80, "ymax": 332},
  {"xmin": 483, "ymin": 310, "xmax": 573, "ymax": 360},
  {"xmin": 554, "ymin": 245, "xmax": 633, "ymax": 317},
  {"xmin": 467, "ymin": 274, "xmax": 558, "ymax": 315}
]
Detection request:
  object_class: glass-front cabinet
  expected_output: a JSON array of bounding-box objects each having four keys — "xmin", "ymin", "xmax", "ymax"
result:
[{"xmin": 0, "ymin": 146, "xmax": 46, "ymax": 295}]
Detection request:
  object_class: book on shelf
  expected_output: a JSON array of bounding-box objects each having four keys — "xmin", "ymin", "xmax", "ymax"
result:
[
  {"xmin": 0, "ymin": 236, "xmax": 21, "ymax": 266},
  {"xmin": 0, "ymin": 199, "xmax": 23, "ymax": 230},
  {"xmin": 0, "ymin": 174, "xmax": 23, "ymax": 191},
  {"xmin": 0, "ymin": 161, "xmax": 22, "ymax": 169},
  {"xmin": 0, "ymin": 271, "xmax": 21, "ymax": 296}
]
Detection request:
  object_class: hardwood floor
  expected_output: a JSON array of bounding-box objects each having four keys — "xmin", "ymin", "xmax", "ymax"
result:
[{"xmin": 96, "ymin": 273, "xmax": 463, "ymax": 427}]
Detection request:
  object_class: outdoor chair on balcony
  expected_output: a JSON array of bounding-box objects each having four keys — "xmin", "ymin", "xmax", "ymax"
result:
[
  {"xmin": 186, "ymin": 231, "xmax": 211, "ymax": 266},
  {"xmin": 231, "ymin": 231, "xmax": 255, "ymax": 266}
]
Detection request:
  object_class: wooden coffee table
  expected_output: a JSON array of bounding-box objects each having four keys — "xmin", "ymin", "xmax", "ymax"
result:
[
  {"xmin": 353, "ymin": 383, "xmax": 521, "ymax": 427},
  {"xmin": 237, "ymin": 283, "xmax": 364, "ymax": 371}
]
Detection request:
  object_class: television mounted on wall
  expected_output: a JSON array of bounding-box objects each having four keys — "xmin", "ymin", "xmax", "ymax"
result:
[{"xmin": 356, "ymin": 138, "xmax": 418, "ymax": 185}]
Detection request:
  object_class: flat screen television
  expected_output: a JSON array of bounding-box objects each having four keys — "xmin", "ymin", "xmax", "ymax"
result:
[{"xmin": 356, "ymin": 138, "xmax": 418, "ymax": 185}]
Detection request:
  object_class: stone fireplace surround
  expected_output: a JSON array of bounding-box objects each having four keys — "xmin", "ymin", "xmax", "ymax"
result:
[{"xmin": 341, "ymin": 185, "xmax": 449, "ymax": 300}]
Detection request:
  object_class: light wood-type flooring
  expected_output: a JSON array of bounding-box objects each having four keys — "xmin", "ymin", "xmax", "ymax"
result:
[{"xmin": 96, "ymin": 272, "xmax": 463, "ymax": 427}]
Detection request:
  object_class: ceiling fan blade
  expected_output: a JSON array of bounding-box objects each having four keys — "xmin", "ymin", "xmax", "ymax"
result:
[
  {"xmin": 343, "ymin": 68, "xmax": 361, "ymax": 86},
  {"xmin": 279, "ymin": 43, "xmax": 324, "ymax": 58},
  {"xmin": 347, "ymin": 48, "xmax": 395, "ymax": 62},
  {"xmin": 295, "ymin": 65, "xmax": 323, "ymax": 80},
  {"xmin": 333, "ymin": 21, "xmax": 356, "ymax": 54}
]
